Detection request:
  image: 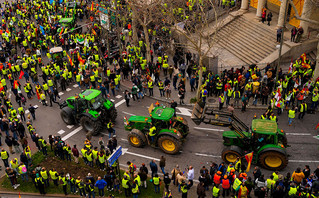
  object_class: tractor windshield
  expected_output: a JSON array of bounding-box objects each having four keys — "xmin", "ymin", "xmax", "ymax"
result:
[{"xmin": 90, "ymin": 94, "xmax": 104, "ymax": 110}]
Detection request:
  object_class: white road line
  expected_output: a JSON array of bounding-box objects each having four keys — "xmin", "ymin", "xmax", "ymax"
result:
[
  {"xmin": 34, "ymin": 105, "xmax": 39, "ymax": 108},
  {"xmin": 195, "ymin": 153, "xmax": 221, "ymax": 158},
  {"xmin": 116, "ymin": 95, "xmax": 122, "ymax": 98},
  {"xmin": 66, "ymin": 125, "xmax": 74, "ymax": 129},
  {"xmin": 121, "ymin": 138, "xmax": 128, "ymax": 142},
  {"xmin": 62, "ymin": 126, "xmax": 83, "ymax": 141},
  {"xmin": 66, "ymin": 88, "xmax": 72, "ymax": 92},
  {"xmin": 289, "ymin": 160, "xmax": 319, "ymax": 163},
  {"xmin": 59, "ymin": 92, "xmax": 64, "ymax": 96},
  {"xmin": 176, "ymin": 107, "xmax": 192, "ymax": 117},
  {"xmin": 25, "ymin": 110, "xmax": 29, "ymax": 114},
  {"xmin": 73, "ymin": 84, "xmax": 79, "ymax": 88},
  {"xmin": 110, "ymin": 99, "xmax": 115, "ymax": 102},
  {"xmin": 115, "ymin": 99, "xmax": 125, "ymax": 108},
  {"xmin": 286, "ymin": 133, "xmax": 311, "ymax": 136},
  {"xmin": 313, "ymin": 136, "xmax": 319, "ymax": 140},
  {"xmin": 124, "ymin": 151, "xmax": 160, "ymax": 161},
  {"xmin": 122, "ymin": 111, "xmax": 136, "ymax": 116},
  {"xmin": 57, "ymin": 130, "xmax": 66, "ymax": 135},
  {"xmin": 194, "ymin": 127, "xmax": 224, "ymax": 132}
]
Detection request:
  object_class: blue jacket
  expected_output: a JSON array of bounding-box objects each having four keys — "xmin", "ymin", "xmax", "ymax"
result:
[{"xmin": 95, "ymin": 179, "xmax": 107, "ymax": 189}]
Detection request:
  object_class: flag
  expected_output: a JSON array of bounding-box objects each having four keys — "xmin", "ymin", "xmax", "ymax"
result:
[
  {"xmin": 59, "ymin": 27, "xmax": 64, "ymax": 36},
  {"xmin": 300, "ymin": 53, "xmax": 307, "ymax": 62},
  {"xmin": 0, "ymin": 82, "xmax": 3, "ymax": 92},
  {"xmin": 124, "ymin": 116, "xmax": 129, "ymax": 125},
  {"xmin": 19, "ymin": 192, "xmax": 21, "ymax": 198},
  {"xmin": 13, "ymin": 80, "xmax": 19, "ymax": 89},
  {"xmin": 36, "ymin": 88, "xmax": 40, "ymax": 100},
  {"xmin": 66, "ymin": 53, "xmax": 74, "ymax": 66},
  {"xmin": 19, "ymin": 70, "xmax": 24, "ymax": 79},
  {"xmin": 77, "ymin": 53, "xmax": 85, "ymax": 65},
  {"xmin": 245, "ymin": 152, "xmax": 254, "ymax": 172},
  {"xmin": 91, "ymin": 2, "xmax": 94, "ymax": 11},
  {"xmin": 91, "ymin": 29, "xmax": 97, "ymax": 36},
  {"xmin": 39, "ymin": 25, "xmax": 45, "ymax": 35},
  {"xmin": 288, "ymin": 61, "xmax": 293, "ymax": 74},
  {"xmin": 301, "ymin": 62, "xmax": 310, "ymax": 69},
  {"xmin": 274, "ymin": 88, "xmax": 281, "ymax": 101}
]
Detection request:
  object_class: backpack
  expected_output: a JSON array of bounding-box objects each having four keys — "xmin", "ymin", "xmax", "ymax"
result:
[
  {"xmin": 21, "ymin": 166, "xmax": 27, "ymax": 173},
  {"xmin": 133, "ymin": 164, "xmax": 137, "ymax": 171}
]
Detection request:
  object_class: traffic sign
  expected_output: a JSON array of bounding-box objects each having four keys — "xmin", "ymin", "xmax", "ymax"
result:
[
  {"xmin": 108, "ymin": 146, "xmax": 122, "ymax": 166},
  {"xmin": 100, "ymin": 13, "xmax": 109, "ymax": 30}
]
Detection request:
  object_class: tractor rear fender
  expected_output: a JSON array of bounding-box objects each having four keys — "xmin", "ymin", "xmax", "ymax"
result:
[
  {"xmin": 131, "ymin": 129, "xmax": 147, "ymax": 143},
  {"xmin": 81, "ymin": 112, "xmax": 98, "ymax": 121},
  {"xmin": 227, "ymin": 145, "xmax": 244, "ymax": 156},
  {"xmin": 157, "ymin": 131, "xmax": 182, "ymax": 141},
  {"xmin": 257, "ymin": 145, "xmax": 287, "ymax": 156}
]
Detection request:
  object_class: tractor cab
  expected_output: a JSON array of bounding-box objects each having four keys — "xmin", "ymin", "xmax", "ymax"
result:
[{"xmin": 49, "ymin": 47, "xmax": 63, "ymax": 63}]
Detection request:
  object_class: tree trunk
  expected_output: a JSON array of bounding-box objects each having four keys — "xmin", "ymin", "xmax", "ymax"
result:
[
  {"xmin": 196, "ymin": 56, "xmax": 204, "ymax": 100},
  {"xmin": 131, "ymin": 11, "xmax": 138, "ymax": 45},
  {"xmin": 313, "ymin": 39, "xmax": 319, "ymax": 80},
  {"xmin": 142, "ymin": 24, "xmax": 151, "ymax": 62}
]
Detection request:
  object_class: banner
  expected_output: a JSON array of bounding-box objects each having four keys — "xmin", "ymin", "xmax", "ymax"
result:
[{"xmin": 245, "ymin": 152, "xmax": 253, "ymax": 172}]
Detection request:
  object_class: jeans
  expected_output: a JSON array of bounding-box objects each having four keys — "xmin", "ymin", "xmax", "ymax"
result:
[
  {"xmin": 253, "ymin": 99, "xmax": 258, "ymax": 106},
  {"xmin": 288, "ymin": 117, "xmax": 294, "ymax": 125},
  {"xmin": 21, "ymin": 173, "xmax": 28, "ymax": 181},
  {"xmin": 160, "ymin": 167, "xmax": 165, "ymax": 174},
  {"xmin": 42, "ymin": 147, "xmax": 47, "ymax": 156},
  {"xmin": 70, "ymin": 184, "xmax": 76, "ymax": 193},
  {"xmin": 88, "ymin": 191, "xmax": 95, "ymax": 198},
  {"xmin": 133, "ymin": 194, "xmax": 138, "ymax": 198},
  {"xmin": 108, "ymin": 129, "xmax": 115, "ymax": 138},
  {"xmin": 79, "ymin": 188, "xmax": 86, "ymax": 196},
  {"xmin": 98, "ymin": 188, "xmax": 104, "ymax": 196},
  {"xmin": 154, "ymin": 185, "xmax": 160, "ymax": 193}
]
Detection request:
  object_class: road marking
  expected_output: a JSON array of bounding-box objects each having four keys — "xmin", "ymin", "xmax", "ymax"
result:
[
  {"xmin": 289, "ymin": 160, "xmax": 319, "ymax": 163},
  {"xmin": 121, "ymin": 138, "xmax": 128, "ymax": 142},
  {"xmin": 116, "ymin": 95, "xmax": 122, "ymax": 99},
  {"xmin": 194, "ymin": 127, "xmax": 224, "ymax": 132},
  {"xmin": 123, "ymin": 150, "xmax": 160, "ymax": 161},
  {"xmin": 115, "ymin": 99, "xmax": 125, "ymax": 107},
  {"xmin": 66, "ymin": 125, "xmax": 74, "ymax": 129},
  {"xmin": 176, "ymin": 107, "xmax": 192, "ymax": 117},
  {"xmin": 66, "ymin": 88, "xmax": 72, "ymax": 92},
  {"xmin": 73, "ymin": 84, "xmax": 79, "ymax": 88},
  {"xmin": 34, "ymin": 105, "xmax": 39, "ymax": 108},
  {"xmin": 57, "ymin": 130, "xmax": 66, "ymax": 135},
  {"xmin": 286, "ymin": 133, "xmax": 311, "ymax": 136},
  {"xmin": 195, "ymin": 153, "xmax": 221, "ymax": 158},
  {"xmin": 313, "ymin": 136, "xmax": 319, "ymax": 140},
  {"xmin": 110, "ymin": 99, "xmax": 115, "ymax": 102},
  {"xmin": 62, "ymin": 126, "xmax": 83, "ymax": 141},
  {"xmin": 59, "ymin": 92, "xmax": 64, "ymax": 96},
  {"xmin": 25, "ymin": 110, "xmax": 29, "ymax": 114},
  {"xmin": 122, "ymin": 111, "xmax": 136, "ymax": 116}
]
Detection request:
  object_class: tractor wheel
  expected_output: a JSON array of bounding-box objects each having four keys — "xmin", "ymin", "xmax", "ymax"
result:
[
  {"xmin": 158, "ymin": 135, "xmax": 181, "ymax": 155},
  {"xmin": 259, "ymin": 151, "xmax": 288, "ymax": 170},
  {"xmin": 221, "ymin": 146, "xmax": 243, "ymax": 164},
  {"xmin": 80, "ymin": 116, "xmax": 102, "ymax": 136},
  {"xmin": 127, "ymin": 131, "xmax": 146, "ymax": 148},
  {"xmin": 60, "ymin": 107, "xmax": 75, "ymax": 125},
  {"xmin": 109, "ymin": 108, "xmax": 118, "ymax": 122}
]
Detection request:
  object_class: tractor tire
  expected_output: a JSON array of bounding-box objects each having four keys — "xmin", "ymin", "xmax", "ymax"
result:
[
  {"xmin": 60, "ymin": 107, "xmax": 75, "ymax": 125},
  {"xmin": 259, "ymin": 151, "xmax": 288, "ymax": 171},
  {"xmin": 80, "ymin": 116, "xmax": 102, "ymax": 136},
  {"xmin": 158, "ymin": 135, "xmax": 181, "ymax": 155},
  {"xmin": 127, "ymin": 130, "xmax": 146, "ymax": 148},
  {"xmin": 109, "ymin": 107, "xmax": 118, "ymax": 122},
  {"xmin": 221, "ymin": 146, "xmax": 243, "ymax": 164}
]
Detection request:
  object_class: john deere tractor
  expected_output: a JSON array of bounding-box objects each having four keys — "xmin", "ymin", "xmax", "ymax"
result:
[
  {"xmin": 191, "ymin": 102, "xmax": 288, "ymax": 170},
  {"xmin": 60, "ymin": 89, "xmax": 117, "ymax": 135},
  {"xmin": 124, "ymin": 104, "xmax": 189, "ymax": 154}
]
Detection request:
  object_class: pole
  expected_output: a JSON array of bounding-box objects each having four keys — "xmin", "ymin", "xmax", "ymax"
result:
[{"xmin": 276, "ymin": 0, "xmax": 289, "ymax": 83}]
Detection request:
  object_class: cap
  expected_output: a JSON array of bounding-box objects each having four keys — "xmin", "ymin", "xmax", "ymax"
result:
[{"xmin": 142, "ymin": 163, "xmax": 145, "ymax": 166}]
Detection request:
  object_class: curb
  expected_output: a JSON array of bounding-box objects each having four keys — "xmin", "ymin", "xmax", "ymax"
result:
[{"xmin": 0, "ymin": 191, "xmax": 79, "ymax": 197}]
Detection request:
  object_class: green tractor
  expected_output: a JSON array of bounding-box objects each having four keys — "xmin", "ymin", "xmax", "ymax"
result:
[
  {"xmin": 60, "ymin": 89, "xmax": 117, "ymax": 135},
  {"xmin": 124, "ymin": 104, "xmax": 189, "ymax": 154},
  {"xmin": 191, "ymin": 102, "xmax": 288, "ymax": 170}
]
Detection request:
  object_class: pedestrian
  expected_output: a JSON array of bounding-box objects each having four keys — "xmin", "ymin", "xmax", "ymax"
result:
[
  {"xmin": 178, "ymin": 87, "xmax": 185, "ymax": 105},
  {"xmin": 197, "ymin": 182, "xmax": 206, "ymax": 198},
  {"xmin": 28, "ymin": 104, "xmax": 37, "ymax": 120},
  {"xmin": 241, "ymin": 94, "xmax": 248, "ymax": 112},
  {"xmin": 219, "ymin": 93, "xmax": 225, "ymax": 110},
  {"xmin": 277, "ymin": 28, "xmax": 282, "ymax": 43},
  {"xmin": 187, "ymin": 166, "xmax": 194, "ymax": 187},
  {"xmin": 295, "ymin": 26, "xmax": 304, "ymax": 43},
  {"xmin": 59, "ymin": 173, "xmax": 68, "ymax": 195},
  {"xmin": 181, "ymin": 180, "xmax": 191, "ymax": 198},
  {"xmin": 139, "ymin": 163, "xmax": 148, "ymax": 188},
  {"xmin": 124, "ymin": 90, "xmax": 130, "ymax": 107},
  {"xmin": 159, "ymin": 156, "xmax": 166, "ymax": 174},
  {"xmin": 1, "ymin": 148, "xmax": 9, "ymax": 167},
  {"xmin": 5, "ymin": 136, "xmax": 14, "ymax": 154},
  {"xmin": 131, "ymin": 180, "xmax": 139, "ymax": 198},
  {"xmin": 164, "ymin": 84, "xmax": 172, "ymax": 99},
  {"xmin": 288, "ymin": 107, "xmax": 297, "ymax": 126},
  {"xmin": 107, "ymin": 120, "xmax": 115, "ymax": 138},
  {"xmin": 86, "ymin": 180, "xmax": 95, "ymax": 198},
  {"xmin": 150, "ymin": 159, "xmax": 158, "ymax": 178},
  {"xmin": 267, "ymin": 12, "xmax": 272, "ymax": 26},
  {"xmin": 213, "ymin": 184, "xmax": 220, "ymax": 198},
  {"xmin": 164, "ymin": 173, "xmax": 171, "ymax": 192},
  {"xmin": 72, "ymin": 145, "xmax": 79, "ymax": 164},
  {"xmin": 261, "ymin": 9, "xmax": 266, "ymax": 23},
  {"xmin": 35, "ymin": 173, "xmax": 46, "ymax": 195},
  {"xmin": 48, "ymin": 91, "xmax": 59, "ymax": 107},
  {"xmin": 298, "ymin": 101, "xmax": 307, "ymax": 120},
  {"xmin": 291, "ymin": 27, "xmax": 297, "ymax": 42},
  {"xmin": 40, "ymin": 167, "xmax": 49, "ymax": 187},
  {"xmin": 122, "ymin": 175, "xmax": 131, "ymax": 197},
  {"xmin": 152, "ymin": 173, "xmax": 161, "ymax": 193}
]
